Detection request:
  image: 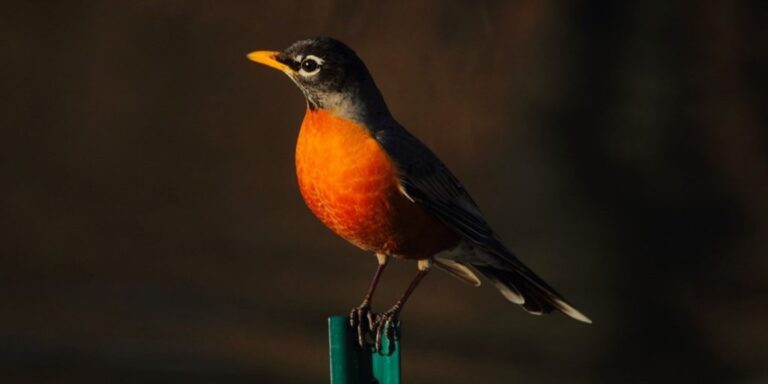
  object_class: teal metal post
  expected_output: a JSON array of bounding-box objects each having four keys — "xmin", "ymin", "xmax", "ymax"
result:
[{"xmin": 328, "ymin": 316, "xmax": 401, "ymax": 384}]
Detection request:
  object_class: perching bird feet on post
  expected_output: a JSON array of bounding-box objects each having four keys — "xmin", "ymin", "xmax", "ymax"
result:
[{"xmin": 349, "ymin": 305, "xmax": 400, "ymax": 354}]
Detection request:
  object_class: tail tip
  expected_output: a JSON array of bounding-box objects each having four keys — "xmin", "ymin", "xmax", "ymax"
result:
[{"xmin": 554, "ymin": 298, "xmax": 592, "ymax": 324}]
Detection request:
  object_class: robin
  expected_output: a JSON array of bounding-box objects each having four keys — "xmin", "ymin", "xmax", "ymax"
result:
[{"xmin": 247, "ymin": 37, "xmax": 590, "ymax": 350}]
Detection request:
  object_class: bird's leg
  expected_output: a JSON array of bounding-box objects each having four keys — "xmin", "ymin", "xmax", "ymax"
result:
[
  {"xmin": 375, "ymin": 259, "xmax": 431, "ymax": 353},
  {"xmin": 350, "ymin": 253, "xmax": 388, "ymax": 347}
]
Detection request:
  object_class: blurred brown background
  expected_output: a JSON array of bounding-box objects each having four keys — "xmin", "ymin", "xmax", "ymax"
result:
[{"xmin": 2, "ymin": 1, "xmax": 767, "ymax": 383}]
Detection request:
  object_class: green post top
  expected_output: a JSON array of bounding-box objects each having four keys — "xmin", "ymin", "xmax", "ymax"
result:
[{"xmin": 328, "ymin": 315, "xmax": 401, "ymax": 384}]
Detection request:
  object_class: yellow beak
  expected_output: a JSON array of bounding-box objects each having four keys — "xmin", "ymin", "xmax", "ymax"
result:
[{"xmin": 247, "ymin": 50, "xmax": 293, "ymax": 73}]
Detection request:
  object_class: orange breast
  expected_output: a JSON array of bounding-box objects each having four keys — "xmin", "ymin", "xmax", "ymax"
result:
[{"xmin": 295, "ymin": 108, "xmax": 457, "ymax": 258}]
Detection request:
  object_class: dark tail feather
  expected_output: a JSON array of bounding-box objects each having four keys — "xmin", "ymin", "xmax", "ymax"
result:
[{"xmin": 474, "ymin": 264, "xmax": 592, "ymax": 324}]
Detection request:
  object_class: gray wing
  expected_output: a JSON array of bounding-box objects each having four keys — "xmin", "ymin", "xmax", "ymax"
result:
[{"xmin": 374, "ymin": 125, "xmax": 510, "ymax": 257}]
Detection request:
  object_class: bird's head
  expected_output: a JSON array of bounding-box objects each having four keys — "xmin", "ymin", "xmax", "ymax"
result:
[{"xmin": 248, "ymin": 37, "xmax": 389, "ymax": 122}]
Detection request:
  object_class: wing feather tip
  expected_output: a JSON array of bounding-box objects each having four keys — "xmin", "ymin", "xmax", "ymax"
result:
[{"xmin": 493, "ymin": 281, "xmax": 525, "ymax": 305}]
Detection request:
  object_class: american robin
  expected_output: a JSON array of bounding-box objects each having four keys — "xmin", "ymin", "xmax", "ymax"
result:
[{"xmin": 247, "ymin": 37, "xmax": 590, "ymax": 349}]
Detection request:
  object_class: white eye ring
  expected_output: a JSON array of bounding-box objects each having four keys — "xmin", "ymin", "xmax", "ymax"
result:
[{"xmin": 298, "ymin": 55, "xmax": 324, "ymax": 76}]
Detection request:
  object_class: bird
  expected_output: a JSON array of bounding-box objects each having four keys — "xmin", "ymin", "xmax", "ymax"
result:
[{"xmin": 247, "ymin": 37, "xmax": 591, "ymax": 350}]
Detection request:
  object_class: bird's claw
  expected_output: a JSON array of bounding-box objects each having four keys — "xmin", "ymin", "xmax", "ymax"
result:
[
  {"xmin": 349, "ymin": 303, "xmax": 400, "ymax": 353},
  {"xmin": 373, "ymin": 307, "xmax": 400, "ymax": 354},
  {"xmin": 349, "ymin": 303, "xmax": 376, "ymax": 348}
]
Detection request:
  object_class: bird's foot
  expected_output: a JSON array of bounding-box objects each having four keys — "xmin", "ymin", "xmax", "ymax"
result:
[
  {"xmin": 374, "ymin": 306, "xmax": 401, "ymax": 354},
  {"xmin": 349, "ymin": 302, "xmax": 377, "ymax": 348}
]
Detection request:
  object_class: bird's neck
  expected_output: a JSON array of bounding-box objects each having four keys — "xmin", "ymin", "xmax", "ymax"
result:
[{"xmin": 305, "ymin": 81, "xmax": 392, "ymax": 128}]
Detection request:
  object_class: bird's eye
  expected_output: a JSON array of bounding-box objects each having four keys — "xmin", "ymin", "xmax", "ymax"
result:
[
  {"xmin": 298, "ymin": 55, "xmax": 323, "ymax": 76},
  {"xmin": 301, "ymin": 59, "xmax": 317, "ymax": 72}
]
